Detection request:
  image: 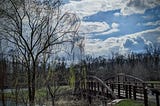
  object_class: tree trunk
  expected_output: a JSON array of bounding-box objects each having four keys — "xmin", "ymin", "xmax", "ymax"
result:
[
  {"xmin": 0, "ymin": 58, "xmax": 6, "ymax": 106},
  {"xmin": 28, "ymin": 68, "xmax": 33, "ymax": 106},
  {"xmin": 47, "ymin": 85, "xmax": 55, "ymax": 106},
  {"xmin": 31, "ymin": 70, "xmax": 35, "ymax": 106},
  {"xmin": 15, "ymin": 87, "xmax": 18, "ymax": 106},
  {"xmin": 52, "ymin": 98, "xmax": 55, "ymax": 106},
  {"xmin": 27, "ymin": 61, "xmax": 36, "ymax": 106},
  {"xmin": 1, "ymin": 89, "xmax": 5, "ymax": 106}
]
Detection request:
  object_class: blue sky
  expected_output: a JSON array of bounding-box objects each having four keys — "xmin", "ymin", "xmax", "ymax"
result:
[
  {"xmin": 83, "ymin": 5, "xmax": 160, "ymax": 40},
  {"xmin": 63, "ymin": 0, "xmax": 160, "ymax": 57}
]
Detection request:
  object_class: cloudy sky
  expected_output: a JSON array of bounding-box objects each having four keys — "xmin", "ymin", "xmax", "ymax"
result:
[{"xmin": 63, "ymin": 0, "xmax": 160, "ymax": 57}]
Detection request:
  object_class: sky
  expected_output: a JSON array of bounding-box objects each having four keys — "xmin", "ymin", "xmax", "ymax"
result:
[{"xmin": 63, "ymin": 0, "xmax": 160, "ymax": 57}]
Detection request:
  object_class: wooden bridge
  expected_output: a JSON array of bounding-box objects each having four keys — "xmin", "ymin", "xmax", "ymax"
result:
[{"xmin": 76, "ymin": 73, "xmax": 160, "ymax": 106}]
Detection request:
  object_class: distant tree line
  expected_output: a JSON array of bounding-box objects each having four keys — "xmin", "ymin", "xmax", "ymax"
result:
[{"xmin": 79, "ymin": 44, "xmax": 160, "ymax": 81}]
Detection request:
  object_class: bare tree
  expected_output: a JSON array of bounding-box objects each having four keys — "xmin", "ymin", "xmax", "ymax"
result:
[{"xmin": 0, "ymin": 0, "xmax": 80, "ymax": 105}]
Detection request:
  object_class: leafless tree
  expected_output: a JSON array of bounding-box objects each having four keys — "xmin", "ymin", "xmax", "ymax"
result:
[{"xmin": 0, "ymin": 0, "xmax": 80, "ymax": 105}]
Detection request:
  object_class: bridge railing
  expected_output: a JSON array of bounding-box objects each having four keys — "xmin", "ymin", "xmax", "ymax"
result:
[{"xmin": 78, "ymin": 74, "xmax": 160, "ymax": 106}]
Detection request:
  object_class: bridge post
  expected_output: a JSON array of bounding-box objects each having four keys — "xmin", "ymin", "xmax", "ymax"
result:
[
  {"xmin": 97, "ymin": 82, "xmax": 100, "ymax": 97},
  {"xmin": 118, "ymin": 83, "xmax": 121, "ymax": 98},
  {"xmin": 88, "ymin": 91, "xmax": 92, "ymax": 104},
  {"xmin": 150, "ymin": 88, "xmax": 160, "ymax": 106},
  {"xmin": 118, "ymin": 75, "xmax": 121, "ymax": 98},
  {"xmin": 97, "ymin": 82, "xmax": 99, "ymax": 91},
  {"xmin": 133, "ymin": 83, "xmax": 137, "ymax": 100},
  {"xmin": 125, "ymin": 83, "xmax": 128, "ymax": 98},
  {"xmin": 87, "ymin": 81, "xmax": 92, "ymax": 104},
  {"xmin": 124, "ymin": 76, "xmax": 128, "ymax": 98},
  {"xmin": 106, "ymin": 82, "xmax": 109, "ymax": 97},
  {"xmin": 156, "ymin": 93, "xmax": 159, "ymax": 106},
  {"xmin": 87, "ymin": 81, "xmax": 89, "ymax": 90},
  {"xmin": 151, "ymin": 83, "xmax": 154, "ymax": 95},
  {"xmin": 128, "ymin": 82, "xmax": 132, "ymax": 99},
  {"xmin": 91, "ymin": 81, "xmax": 93, "ymax": 91},
  {"xmin": 111, "ymin": 82, "xmax": 114, "ymax": 92},
  {"xmin": 93, "ymin": 81, "xmax": 96, "ymax": 96},
  {"xmin": 101, "ymin": 85, "xmax": 104, "ymax": 94},
  {"xmin": 88, "ymin": 81, "xmax": 91, "ymax": 90},
  {"xmin": 143, "ymin": 83, "xmax": 148, "ymax": 106}
]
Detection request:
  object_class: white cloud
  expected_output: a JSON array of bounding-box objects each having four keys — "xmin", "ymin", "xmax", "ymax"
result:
[
  {"xmin": 85, "ymin": 27, "xmax": 160, "ymax": 57},
  {"xmin": 120, "ymin": 0, "xmax": 160, "ymax": 15},
  {"xmin": 112, "ymin": 23, "xmax": 119, "ymax": 29},
  {"xmin": 137, "ymin": 20, "xmax": 160, "ymax": 26},
  {"xmin": 84, "ymin": 37, "xmax": 128, "ymax": 57},
  {"xmin": 100, "ymin": 23, "xmax": 120, "ymax": 35},
  {"xmin": 144, "ymin": 20, "xmax": 160, "ymax": 26},
  {"xmin": 63, "ymin": 0, "xmax": 127, "ymax": 18},
  {"xmin": 79, "ymin": 21, "xmax": 110, "ymax": 34},
  {"xmin": 63, "ymin": 0, "xmax": 160, "ymax": 18},
  {"xmin": 101, "ymin": 29, "xmax": 119, "ymax": 35},
  {"xmin": 114, "ymin": 12, "xmax": 121, "ymax": 17}
]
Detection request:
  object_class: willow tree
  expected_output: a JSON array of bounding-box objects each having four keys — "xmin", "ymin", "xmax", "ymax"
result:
[{"xmin": 0, "ymin": 0, "xmax": 80, "ymax": 105}]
